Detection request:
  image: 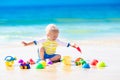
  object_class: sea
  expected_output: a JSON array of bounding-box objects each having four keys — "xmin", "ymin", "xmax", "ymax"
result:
[{"xmin": 0, "ymin": 4, "xmax": 120, "ymax": 44}]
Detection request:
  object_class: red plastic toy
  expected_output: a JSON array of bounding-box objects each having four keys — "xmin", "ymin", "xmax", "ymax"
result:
[
  {"xmin": 91, "ymin": 59, "xmax": 98, "ymax": 66},
  {"xmin": 29, "ymin": 58, "xmax": 35, "ymax": 65},
  {"xmin": 72, "ymin": 44, "xmax": 82, "ymax": 53}
]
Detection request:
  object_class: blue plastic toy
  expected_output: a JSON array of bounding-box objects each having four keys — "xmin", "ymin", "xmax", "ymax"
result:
[
  {"xmin": 4, "ymin": 56, "xmax": 16, "ymax": 67},
  {"xmin": 4, "ymin": 56, "xmax": 16, "ymax": 61},
  {"xmin": 82, "ymin": 63, "xmax": 90, "ymax": 69}
]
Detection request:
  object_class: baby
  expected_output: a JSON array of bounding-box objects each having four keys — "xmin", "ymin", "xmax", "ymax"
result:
[{"xmin": 22, "ymin": 24, "xmax": 81, "ymax": 63}]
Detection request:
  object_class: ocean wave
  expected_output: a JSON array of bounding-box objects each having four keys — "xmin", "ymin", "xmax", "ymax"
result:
[{"xmin": 0, "ymin": 22, "xmax": 120, "ymax": 42}]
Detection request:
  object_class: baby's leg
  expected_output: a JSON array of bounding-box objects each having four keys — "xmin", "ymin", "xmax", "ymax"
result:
[
  {"xmin": 50, "ymin": 54, "xmax": 61, "ymax": 62},
  {"xmin": 39, "ymin": 47, "xmax": 45, "ymax": 60}
]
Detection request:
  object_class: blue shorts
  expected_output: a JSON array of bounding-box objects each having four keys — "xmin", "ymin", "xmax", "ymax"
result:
[
  {"xmin": 44, "ymin": 53, "xmax": 57, "ymax": 59},
  {"xmin": 37, "ymin": 49, "xmax": 56, "ymax": 59},
  {"xmin": 37, "ymin": 49, "xmax": 60, "ymax": 63}
]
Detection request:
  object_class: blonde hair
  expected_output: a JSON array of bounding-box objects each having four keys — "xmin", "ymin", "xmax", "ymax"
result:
[{"xmin": 45, "ymin": 24, "xmax": 59, "ymax": 34}]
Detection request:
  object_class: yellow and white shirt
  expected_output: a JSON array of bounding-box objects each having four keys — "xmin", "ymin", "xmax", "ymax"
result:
[{"xmin": 34, "ymin": 39, "xmax": 69, "ymax": 55}]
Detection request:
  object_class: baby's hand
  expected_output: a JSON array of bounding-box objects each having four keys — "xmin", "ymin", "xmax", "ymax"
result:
[
  {"xmin": 71, "ymin": 43, "xmax": 82, "ymax": 53},
  {"xmin": 22, "ymin": 41, "xmax": 28, "ymax": 46},
  {"xmin": 71, "ymin": 43, "xmax": 76, "ymax": 47}
]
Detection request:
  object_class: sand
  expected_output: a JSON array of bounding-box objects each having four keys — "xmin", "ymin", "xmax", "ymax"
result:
[{"xmin": 0, "ymin": 37, "xmax": 120, "ymax": 80}]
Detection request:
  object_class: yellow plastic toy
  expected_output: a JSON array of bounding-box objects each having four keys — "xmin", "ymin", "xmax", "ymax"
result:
[
  {"xmin": 40, "ymin": 60, "xmax": 47, "ymax": 67},
  {"xmin": 62, "ymin": 56, "xmax": 71, "ymax": 65},
  {"xmin": 4, "ymin": 56, "xmax": 16, "ymax": 67}
]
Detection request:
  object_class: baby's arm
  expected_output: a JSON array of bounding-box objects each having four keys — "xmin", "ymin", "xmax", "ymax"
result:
[
  {"xmin": 22, "ymin": 39, "xmax": 45, "ymax": 46},
  {"xmin": 57, "ymin": 39, "xmax": 82, "ymax": 53},
  {"xmin": 57, "ymin": 39, "xmax": 78, "ymax": 47},
  {"xmin": 22, "ymin": 41, "xmax": 35, "ymax": 46}
]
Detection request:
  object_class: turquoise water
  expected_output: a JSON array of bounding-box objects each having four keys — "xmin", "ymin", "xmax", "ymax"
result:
[{"xmin": 0, "ymin": 4, "xmax": 120, "ymax": 43}]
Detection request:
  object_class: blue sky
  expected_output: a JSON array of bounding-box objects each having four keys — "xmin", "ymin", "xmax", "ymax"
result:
[{"xmin": 0, "ymin": 0, "xmax": 120, "ymax": 6}]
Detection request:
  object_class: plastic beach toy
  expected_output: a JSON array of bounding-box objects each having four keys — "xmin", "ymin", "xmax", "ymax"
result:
[
  {"xmin": 96, "ymin": 61, "xmax": 106, "ymax": 68},
  {"xmin": 46, "ymin": 59, "xmax": 53, "ymax": 65},
  {"xmin": 80, "ymin": 59, "xmax": 86, "ymax": 65},
  {"xmin": 4, "ymin": 56, "xmax": 16, "ymax": 67},
  {"xmin": 29, "ymin": 58, "xmax": 35, "ymax": 65},
  {"xmin": 73, "ymin": 45, "xmax": 82, "ymax": 53},
  {"xmin": 75, "ymin": 57, "xmax": 83, "ymax": 62},
  {"xmin": 36, "ymin": 63, "xmax": 44, "ymax": 69},
  {"xmin": 36, "ymin": 60, "xmax": 47, "ymax": 69},
  {"xmin": 75, "ymin": 57, "xmax": 83, "ymax": 66},
  {"xmin": 62, "ymin": 56, "xmax": 71, "ymax": 65},
  {"xmin": 18, "ymin": 59, "xmax": 31, "ymax": 69},
  {"xmin": 76, "ymin": 47, "xmax": 82, "ymax": 53},
  {"xmin": 82, "ymin": 63, "xmax": 90, "ymax": 69},
  {"xmin": 4, "ymin": 56, "xmax": 16, "ymax": 61},
  {"xmin": 40, "ymin": 60, "xmax": 46, "ymax": 67},
  {"xmin": 91, "ymin": 59, "xmax": 98, "ymax": 66}
]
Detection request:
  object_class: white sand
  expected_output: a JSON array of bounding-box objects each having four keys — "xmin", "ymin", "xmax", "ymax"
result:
[{"xmin": 0, "ymin": 37, "xmax": 120, "ymax": 80}]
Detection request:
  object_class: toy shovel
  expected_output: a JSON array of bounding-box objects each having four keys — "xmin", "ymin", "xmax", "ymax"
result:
[{"xmin": 73, "ymin": 44, "xmax": 82, "ymax": 53}]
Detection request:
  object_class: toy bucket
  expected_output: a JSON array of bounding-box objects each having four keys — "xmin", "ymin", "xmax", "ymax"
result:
[{"xmin": 62, "ymin": 56, "xmax": 71, "ymax": 65}]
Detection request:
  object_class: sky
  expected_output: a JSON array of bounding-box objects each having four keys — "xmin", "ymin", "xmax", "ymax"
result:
[{"xmin": 0, "ymin": 0, "xmax": 120, "ymax": 6}]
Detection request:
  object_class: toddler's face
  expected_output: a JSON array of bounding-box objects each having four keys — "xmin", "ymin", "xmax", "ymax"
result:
[{"xmin": 47, "ymin": 31, "xmax": 59, "ymax": 41}]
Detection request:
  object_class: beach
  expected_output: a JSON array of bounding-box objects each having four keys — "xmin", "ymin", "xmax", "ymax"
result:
[
  {"xmin": 0, "ymin": 4, "xmax": 120, "ymax": 80},
  {"xmin": 0, "ymin": 36, "xmax": 120, "ymax": 80}
]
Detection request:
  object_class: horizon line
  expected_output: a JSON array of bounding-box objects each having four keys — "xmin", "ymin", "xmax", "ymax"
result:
[{"xmin": 0, "ymin": 3, "xmax": 120, "ymax": 7}]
